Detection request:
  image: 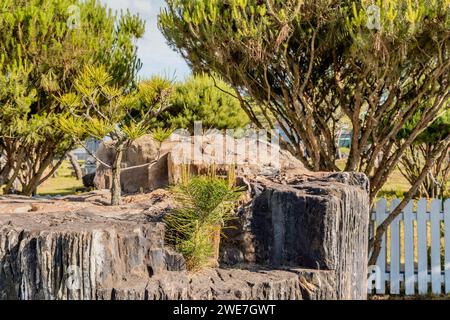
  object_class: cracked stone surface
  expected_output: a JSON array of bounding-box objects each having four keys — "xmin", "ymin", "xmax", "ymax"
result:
[
  {"xmin": 98, "ymin": 267, "xmax": 336, "ymax": 300},
  {"xmin": 221, "ymin": 172, "xmax": 370, "ymax": 300},
  {"xmin": 0, "ymin": 190, "xmax": 184, "ymax": 300}
]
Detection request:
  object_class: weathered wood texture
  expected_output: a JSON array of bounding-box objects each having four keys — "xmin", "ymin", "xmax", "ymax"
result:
[
  {"xmin": 0, "ymin": 172, "xmax": 370, "ymax": 300},
  {"xmin": 222, "ymin": 172, "xmax": 370, "ymax": 300}
]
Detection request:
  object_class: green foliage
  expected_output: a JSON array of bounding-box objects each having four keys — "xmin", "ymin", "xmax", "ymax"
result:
[
  {"xmin": 156, "ymin": 74, "xmax": 250, "ymax": 131},
  {"xmin": 397, "ymin": 108, "xmax": 449, "ymax": 198},
  {"xmin": 59, "ymin": 65, "xmax": 173, "ymax": 143},
  {"xmin": 399, "ymin": 109, "xmax": 450, "ymax": 145},
  {"xmin": 165, "ymin": 175, "xmax": 244, "ymax": 271},
  {"xmin": 159, "ymin": 0, "xmax": 450, "ymax": 201},
  {"xmin": 122, "ymin": 122, "xmax": 151, "ymax": 141},
  {"xmin": 0, "ymin": 0, "xmax": 144, "ymax": 195},
  {"xmin": 59, "ymin": 65, "xmax": 172, "ymax": 205},
  {"xmin": 151, "ymin": 127, "xmax": 176, "ymax": 143}
]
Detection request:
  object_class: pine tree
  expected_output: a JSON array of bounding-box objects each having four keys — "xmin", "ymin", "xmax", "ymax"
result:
[
  {"xmin": 0, "ymin": 0, "xmax": 144, "ymax": 195},
  {"xmin": 156, "ymin": 74, "xmax": 250, "ymax": 131},
  {"xmin": 59, "ymin": 65, "xmax": 172, "ymax": 205}
]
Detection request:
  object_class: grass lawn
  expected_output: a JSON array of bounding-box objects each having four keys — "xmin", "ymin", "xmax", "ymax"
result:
[
  {"xmin": 42, "ymin": 154, "xmax": 413, "ymax": 198},
  {"xmin": 377, "ymin": 169, "xmax": 411, "ymax": 200},
  {"xmin": 336, "ymin": 155, "xmax": 412, "ymax": 200},
  {"xmin": 37, "ymin": 160, "xmax": 84, "ymax": 196}
]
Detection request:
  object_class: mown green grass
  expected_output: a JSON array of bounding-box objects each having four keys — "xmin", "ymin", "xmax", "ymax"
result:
[
  {"xmin": 336, "ymin": 155, "xmax": 411, "ymax": 200},
  {"xmin": 377, "ymin": 169, "xmax": 412, "ymax": 200}
]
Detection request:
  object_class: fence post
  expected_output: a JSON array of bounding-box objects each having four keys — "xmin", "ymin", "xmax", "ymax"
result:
[
  {"xmin": 444, "ymin": 199, "xmax": 450, "ymax": 294},
  {"xmin": 390, "ymin": 199, "xmax": 401, "ymax": 294},
  {"xmin": 374, "ymin": 198, "xmax": 387, "ymax": 294},
  {"xmin": 403, "ymin": 201, "xmax": 415, "ymax": 295},
  {"xmin": 417, "ymin": 199, "xmax": 428, "ymax": 295},
  {"xmin": 430, "ymin": 199, "xmax": 443, "ymax": 294}
]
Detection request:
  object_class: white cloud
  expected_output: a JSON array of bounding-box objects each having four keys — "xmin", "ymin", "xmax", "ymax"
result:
[{"xmin": 100, "ymin": 0, "xmax": 191, "ymax": 80}]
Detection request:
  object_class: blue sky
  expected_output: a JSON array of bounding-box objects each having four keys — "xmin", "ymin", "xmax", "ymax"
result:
[{"xmin": 100, "ymin": 0, "xmax": 191, "ymax": 80}]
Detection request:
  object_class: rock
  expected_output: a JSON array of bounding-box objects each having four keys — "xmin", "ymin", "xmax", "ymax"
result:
[
  {"xmin": 0, "ymin": 200, "xmax": 339, "ymax": 300},
  {"xmin": 0, "ymin": 204, "xmax": 32, "ymax": 214},
  {"xmin": 105, "ymin": 267, "xmax": 336, "ymax": 300},
  {"xmin": 288, "ymin": 268, "xmax": 337, "ymax": 300},
  {"xmin": 93, "ymin": 133, "xmax": 307, "ymax": 194},
  {"xmin": 167, "ymin": 133, "xmax": 307, "ymax": 184},
  {"xmin": 0, "ymin": 167, "xmax": 369, "ymax": 300},
  {"xmin": 220, "ymin": 247, "xmax": 244, "ymax": 265},
  {"xmin": 187, "ymin": 268, "xmax": 303, "ymax": 300},
  {"xmin": 94, "ymin": 136, "xmax": 166, "ymax": 194},
  {"xmin": 0, "ymin": 202, "xmax": 185, "ymax": 300},
  {"xmin": 94, "ymin": 136, "xmax": 180, "ymax": 194},
  {"xmin": 221, "ymin": 171, "xmax": 370, "ymax": 300},
  {"xmin": 92, "ymin": 142, "xmax": 114, "ymax": 191}
]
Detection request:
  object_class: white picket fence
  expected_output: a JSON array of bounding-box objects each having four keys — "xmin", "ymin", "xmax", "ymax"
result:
[{"xmin": 368, "ymin": 198, "xmax": 450, "ymax": 295}]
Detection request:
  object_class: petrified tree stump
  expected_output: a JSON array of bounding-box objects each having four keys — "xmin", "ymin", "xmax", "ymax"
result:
[
  {"xmin": 0, "ymin": 211, "xmax": 184, "ymax": 299},
  {"xmin": 221, "ymin": 172, "xmax": 370, "ymax": 300},
  {"xmin": 0, "ymin": 171, "xmax": 370, "ymax": 300}
]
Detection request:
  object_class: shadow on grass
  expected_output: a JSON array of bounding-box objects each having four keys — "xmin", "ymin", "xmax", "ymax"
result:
[
  {"xmin": 377, "ymin": 190, "xmax": 407, "ymax": 200},
  {"xmin": 37, "ymin": 188, "xmax": 85, "ymax": 197}
]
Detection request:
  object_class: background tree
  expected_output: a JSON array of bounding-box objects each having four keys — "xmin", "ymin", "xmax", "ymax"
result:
[
  {"xmin": 0, "ymin": 0, "xmax": 144, "ymax": 195},
  {"xmin": 155, "ymin": 74, "xmax": 250, "ymax": 131},
  {"xmin": 59, "ymin": 66, "xmax": 172, "ymax": 206},
  {"xmin": 67, "ymin": 151, "xmax": 83, "ymax": 180},
  {"xmin": 159, "ymin": 0, "xmax": 450, "ymax": 262},
  {"xmin": 398, "ymin": 110, "xmax": 450, "ymax": 199}
]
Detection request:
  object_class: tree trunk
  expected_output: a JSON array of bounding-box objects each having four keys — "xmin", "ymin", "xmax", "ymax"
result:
[
  {"xmin": 19, "ymin": 147, "xmax": 72, "ymax": 196},
  {"xmin": 111, "ymin": 143, "xmax": 125, "ymax": 206},
  {"xmin": 68, "ymin": 151, "xmax": 83, "ymax": 180},
  {"xmin": 0, "ymin": 162, "xmax": 13, "ymax": 186},
  {"xmin": 21, "ymin": 153, "xmax": 55, "ymax": 196},
  {"xmin": 3, "ymin": 151, "xmax": 25, "ymax": 194},
  {"xmin": 3, "ymin": 168, "xmax": 20, "ymax": 194}
]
